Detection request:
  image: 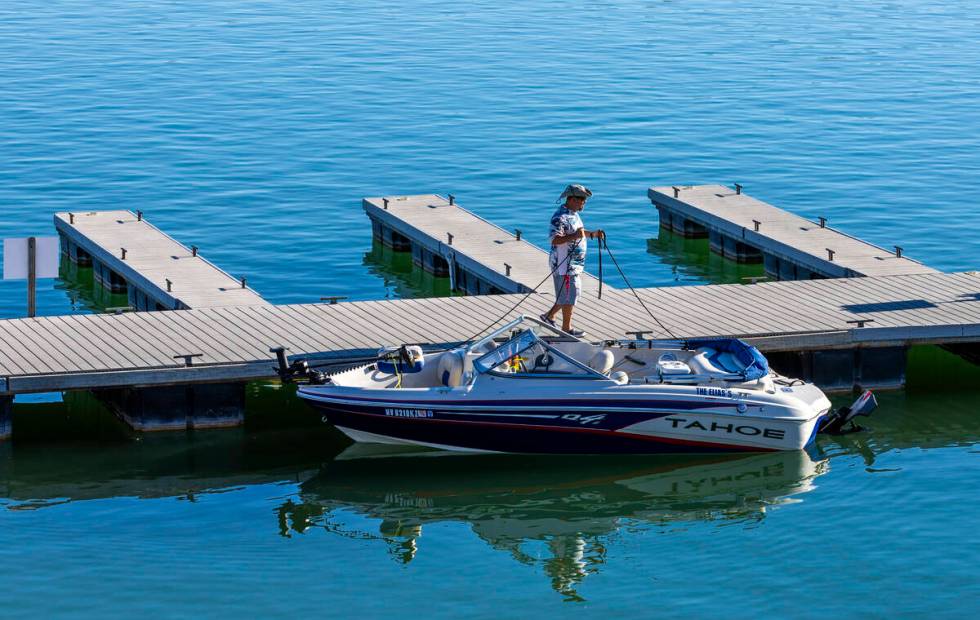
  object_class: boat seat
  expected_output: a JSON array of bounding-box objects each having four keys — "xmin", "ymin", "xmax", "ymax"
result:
[
  {"xmin": 473, "ymin": 340, "xmax": 498, "ymax": 355},
  {"xmin": 589, "ymin": 350, "xmax": 614, "ymax": 375},
  {"xmin": 691, "ymin": 347, "xmax": 746, "ymax": 375},
  {"xmin": 437, "ymin": 351, "xmax": 464, "ymax": 387}
]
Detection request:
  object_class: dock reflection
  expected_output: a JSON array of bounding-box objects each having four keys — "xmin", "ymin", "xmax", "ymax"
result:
[
  {"xmin": 282, "ymin": 449, "xmax": 826, "ymax": 600},
  {"xmin": 0, "ymin": 428, "xmax": 340, "ymax": 509},
  {"xmin": 363, "ymin": 239, "xmax": 455, "ymax": 299}
]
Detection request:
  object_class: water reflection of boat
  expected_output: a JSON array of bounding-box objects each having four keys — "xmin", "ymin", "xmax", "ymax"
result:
[{"xmin": 282, "ymin": 449, "xmax": 827, "ymax": 600}]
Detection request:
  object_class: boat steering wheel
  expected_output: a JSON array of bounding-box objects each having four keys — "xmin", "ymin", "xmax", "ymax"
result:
[{"xmin": 532, "ymin": 352, "xmax": 555, "ymax": 372}]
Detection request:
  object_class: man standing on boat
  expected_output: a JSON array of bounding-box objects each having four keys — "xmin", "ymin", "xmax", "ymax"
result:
[{"xmin": 541, "ymin": 184, "xmax": 603, "ymax": 336}]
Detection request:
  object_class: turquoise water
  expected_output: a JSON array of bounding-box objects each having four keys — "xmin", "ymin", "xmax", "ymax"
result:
[{"xmin": 1, "ymin": 0, "xmax": 980, "ymax": 615}]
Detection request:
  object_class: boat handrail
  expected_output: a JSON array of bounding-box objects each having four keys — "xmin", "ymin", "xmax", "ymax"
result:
[
  {"xmin": 603, "ymin": 338, "xmax": 688, "ymax": 350},
  {"xmin": 653, "ymin": 371, "xmax": 760, "ymax": 384}
]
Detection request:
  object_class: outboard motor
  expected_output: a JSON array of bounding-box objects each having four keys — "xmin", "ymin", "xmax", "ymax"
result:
[{"xmin": 820, "ymin": 390, "xmax": 878, "ymax": 435}]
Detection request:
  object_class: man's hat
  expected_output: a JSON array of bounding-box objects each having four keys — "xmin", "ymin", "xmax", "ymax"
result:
[{"xmin": 560, "ymin": 184, "xmax": 593, "ymax": 201}]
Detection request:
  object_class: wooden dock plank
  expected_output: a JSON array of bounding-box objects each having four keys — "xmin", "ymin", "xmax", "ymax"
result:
[
  {"xmin": 289, "ymin": 305, "xmax": 368, "ymax": 351},
  {"xmin": 52, "ymin": 315, "xmax": 147, "ymax": 370},
  {"xmin": 71, "ymin": 313, "xmax": 182, "ymax": 369},
  {"xmin": 268, "ymin": 305, "xmax": 344, "ymax": 354},
  {"xmin": 289, "ymin": 304, "xmax": 374, "ymax": 349},
  {"xmin": 744, "ymin": 284, "xmax": 848, "ymax": 330},
  {"xmin": 170, "ymin": 308, "xmax": 268, "ymax": 359},
  {"xmin": 177, "ymin": 309, "xmax": 272, "ymax": 361},
  {"xmin": 375, "ymin": 300, "xmax": 458, "ymax": 344},
  {"xmin": 801, "ymin": 275, "xmax": 966, "ymax": 328},
  {"xmin": 398, "ymin": 297, "xmax": 476, "ymax": 338},
  {"xmin": 732, "ymin": 283, "xmax": 859, "ymax": 332},
  {"xmin": 605, "ymin": 288, "xmax": 698, "ymax": 338},
  {"xmin": 0, "ymin": 327, "xmax": 32, "ymax": 375},
  {"xmin": 48, "ymin": 315, "xmax": 142, "ymax": 370},
  {"xmin": 123, "ymin": 311, "xmax": 236, "ymax": 368},
  {"xmin": 55, "ymin": 210, "xmax": 269, "ymax": 310},
  {"xmin": 211, "ymin": 306, "xmax": 305, "ymax": 355},
  {"xmin": 340, "ymin": 300, "xmax": 434, "ymax": 346},
  {"xmin": 759, "ymin": 278, "xmax": 927, "ymax": 329},
  {"xmin": 148, "ymin": 311, "xmax": 240, "ymax": 364},
  {"xmin": 0, "ymin": 321, "xmax": 66, "ymax": 374},
  {"xmin": 662, "ymin": 285, "xmax": 769, "ymax": 334},
  {"xmin": 635, "ymin": 286, "xmax": 755, "ymax": 336},
  {"xmin": 835, "ymin": 276, "xmax": 956, "ymax": 326},
  {"xmin": 100, "ymin": 312, "xmax": 203, "ymax": 367},
  {"xmin": 13, "ymin": 320, "xmax": 86, "ymax": 374},
  {"xmin": 19, "ymin": 318, "xmax": 100, "ymax": 373},
  {"xmin": 274, "ymin": 304, "xmax": 372, "ymax": 354},
  {"xmin": 648, "ymin": 185, "xmax": 939, "ymax": 279}
]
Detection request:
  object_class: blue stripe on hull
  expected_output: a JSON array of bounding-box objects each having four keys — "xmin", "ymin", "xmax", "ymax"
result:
[
  {"xmin": 308, "ymin": 402, "xmax": 773, "ymax": 455},
  {"xmin": 310, "ymin": 399, "xmax": 677, "ymax": 432},
  {"xmin": 300, "ymin": 390, "xmax": 742, "ymax": 412}
]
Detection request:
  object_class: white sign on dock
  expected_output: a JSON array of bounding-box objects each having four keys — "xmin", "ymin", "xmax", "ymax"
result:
[{"xmin": 3, "ymin": 237, "xmax": 59, "ymax": 280}]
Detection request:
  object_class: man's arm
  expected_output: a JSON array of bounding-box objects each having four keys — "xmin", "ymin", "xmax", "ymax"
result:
[
  {"xmin": 552, "ymin": 228, "xmax": 587, "ymax": 245},
  {"xmin": 554, "ymin": 229, "xmax": 604, "ymax": 244}
]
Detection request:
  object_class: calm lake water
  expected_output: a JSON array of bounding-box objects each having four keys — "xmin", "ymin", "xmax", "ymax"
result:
[{"xmin": 1, "ymin": 0, "xmax": 979, "ymax": 616}]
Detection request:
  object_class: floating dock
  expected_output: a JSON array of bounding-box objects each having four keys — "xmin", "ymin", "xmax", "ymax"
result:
[
  {"xmin": 649, "ymin": 185, "xmax": 939, "ymax": 280},
  {"xmin": 364, "ymin": 194, "xmax": 600, "ymax": 295},
  {"xmin": 2, "ymin": 189, "xmax": 978, "ymax": 440},
  {"xmin": 55, "ymin": 210, "xmax": 268, "ymax": 310},
  {"xmin": 2, "ymin": 269, "xmax": 980, "ymax": 436}
]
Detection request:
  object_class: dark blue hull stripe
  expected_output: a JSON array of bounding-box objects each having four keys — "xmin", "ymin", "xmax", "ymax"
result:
[
  {"xmin": 307, "ymin": 401, "xmax": 775, "ymax": 454},
  {"xmin": 298, "ymin": 389, "xmax": 742, "ymax": 411}
]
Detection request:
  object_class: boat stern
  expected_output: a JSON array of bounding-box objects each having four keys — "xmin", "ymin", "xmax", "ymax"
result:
[{"xmin": 771, "ymin": 382, "xmax": 833, "ymax": 449}]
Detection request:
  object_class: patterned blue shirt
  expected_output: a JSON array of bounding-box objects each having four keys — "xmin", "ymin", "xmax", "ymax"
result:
[{"xmin": 548, "ymin": 205, "xmax": 587, "ymax": 276}]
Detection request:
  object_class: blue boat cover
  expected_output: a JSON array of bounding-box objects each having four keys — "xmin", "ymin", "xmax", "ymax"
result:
[{"xmin": 687, "ymin": 338, "xmax": 769, "ymax": 380}]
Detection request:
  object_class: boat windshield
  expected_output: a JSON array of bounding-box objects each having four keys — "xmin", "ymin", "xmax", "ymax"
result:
[{"xmin": 473, "ymin": 329, "xmax": 602, "ymax": 378}]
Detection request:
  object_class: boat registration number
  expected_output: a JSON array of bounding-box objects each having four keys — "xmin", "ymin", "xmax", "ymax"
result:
[{"xmin": 384, "ymin": 408, "xmax": 434, "ymax": 418}]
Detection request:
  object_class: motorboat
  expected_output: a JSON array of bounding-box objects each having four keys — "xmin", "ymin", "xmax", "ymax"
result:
[{"xmin": 292, "ymin": 316, "xmax": 876, "ymax": 454}]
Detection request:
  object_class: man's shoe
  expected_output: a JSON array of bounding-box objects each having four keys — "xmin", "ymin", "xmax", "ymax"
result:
[
  {"xmin": 566, "ymin": 328, "xmax": 586, "ymax": 337},
  {"xmin": 539, "ymin": 313, "xmax": 557, "ymax": 327}
]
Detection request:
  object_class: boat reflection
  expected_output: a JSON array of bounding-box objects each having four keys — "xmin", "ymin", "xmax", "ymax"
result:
[{"xmin": 282, "ymin": 448, "xmax": 827, "ymax": 600}]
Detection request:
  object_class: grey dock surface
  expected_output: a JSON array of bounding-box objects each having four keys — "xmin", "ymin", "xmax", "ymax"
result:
[
  {"xmin": 55, "ymin": 210, "xmax": 268, "ymax": 310},
  {"xmin": 363, "ymin": 194, "xmax": 600, "ymax": 295},
  {"xmin": 649, "ymin": 185, "xmax": 939, "ymax": 279},
  {"xmin": 2, "ymin": 270, "xmax": 980, "ymax": 395}
]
